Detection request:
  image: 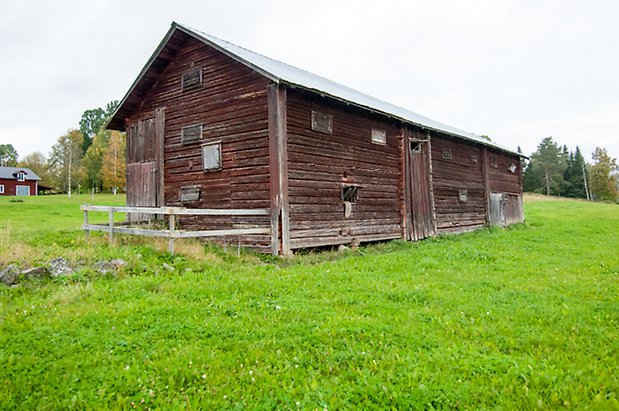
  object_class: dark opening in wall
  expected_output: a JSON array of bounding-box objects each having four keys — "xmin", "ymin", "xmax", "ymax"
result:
[
  {"xmin": 341, "ymin": 184, "xmax": 361, "ymax": 203},
  {"xmin": 411, "ymin": 141, "xmax": 423, "ymax": 154}
]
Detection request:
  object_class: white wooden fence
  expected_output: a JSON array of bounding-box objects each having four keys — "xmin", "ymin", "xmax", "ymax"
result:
[{"xmin": 81, "ymin": 205, "xmax": 271, "ymax": 254}]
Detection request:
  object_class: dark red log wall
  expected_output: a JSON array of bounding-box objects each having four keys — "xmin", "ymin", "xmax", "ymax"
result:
[
  {"xmin": 286, "ymin": 90, "xmax": 404, "ymax": 249},
  {"xmin": 125, "ymin": 33, "xmax": 272, "ymax": 250},
  {"xmin": 430, "ymin": 135, "xmax": 487, "ymax": 233}
]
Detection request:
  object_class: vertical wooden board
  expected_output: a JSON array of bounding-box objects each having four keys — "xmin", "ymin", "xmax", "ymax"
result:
[
  {"xmin": 267, "ymin": 83, "xmax": 280, "ymax": 255},
  {"xmin": 155, "ymin": 108, "xmax": 165, "ymax": 207},
  {"xmin": 408, "ymin": 138, "xmax": 434, "ymax": 241}
]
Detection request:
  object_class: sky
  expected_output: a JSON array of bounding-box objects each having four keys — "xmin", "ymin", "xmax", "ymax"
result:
[{"xmin": 1, "ymin": 0, "xmax": 618, "ymax": 162}]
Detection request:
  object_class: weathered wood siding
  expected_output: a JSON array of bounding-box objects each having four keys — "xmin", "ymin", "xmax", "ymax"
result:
[
  {"xmin": 125, "ymin": 33, "xmax": 272, "ymax": 250},
  {"xmin": 286, "ymin": 90, "xmax": 404, "ymax": 249},
  {"xmin": 487, "ymin": 150, "xmax": 523, "ymax": 195},
  {"xmin": 486, "ymin": 149, "xmax": 524, "ymax": 225},
  {"xmin": 430, "ymin": 135, "xmax": 487, "ymax": 233}
]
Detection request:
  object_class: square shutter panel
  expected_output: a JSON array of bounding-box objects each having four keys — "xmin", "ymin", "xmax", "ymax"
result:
[
  {"xmin": 182, "ymin": 67, "xmax": 202, "ymax": 91},
  {"xmin": 181, "ymin": 124, "xmax": 203, "ymax": 144}
]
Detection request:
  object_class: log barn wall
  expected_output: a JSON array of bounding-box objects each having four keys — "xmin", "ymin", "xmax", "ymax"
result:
[
  {"xmin": 486, "ymin": 149, "xmax": 524, "ymax": 225},
  {"xmin": 430, "ymin": 135, "xmax": 487, "ymax": 234},
  {"xmin": 286, "ymin": 89, "xmax": 404, "ymax": 249},
  {"xmin": 124, "ymin": 33, "xmax": 272, "ymax": 250},
  {"xmin": 486, "ymin": 150, "xmax": 523, "ymax": 195},
  {"xmin": 109, "ymin": 24, "xmax": 525, "ymax": 255}
]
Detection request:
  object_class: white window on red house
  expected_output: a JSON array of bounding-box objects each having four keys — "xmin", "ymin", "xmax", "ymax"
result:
[
  {"xmin": 0, "ymin": 184, "xmax": 4, "ymax": 194},
  {"xmin": 17, "ymin": 172, "xmax": 25, "ymax": 181}
]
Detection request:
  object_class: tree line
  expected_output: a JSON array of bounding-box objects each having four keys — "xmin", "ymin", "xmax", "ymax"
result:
[
  {"xmin": 523, "ymin": 137, "xmax": 618, "ymax": 202},
  {"xmin": 0, "ymin": 101, "xmax": 126, "ymax": 196},
  {"xmin": 2, "ymin": 115, "xmax": 617, "ymax": 202}
]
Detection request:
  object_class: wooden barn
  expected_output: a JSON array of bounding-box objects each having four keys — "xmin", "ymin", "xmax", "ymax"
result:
[
  {"xmin": 107, "ymin": 22, "xmax": 524, "ymax": 256},
  {"xmin": 0, "ymin": 167, "xmax": 40, "ymax": 196}
]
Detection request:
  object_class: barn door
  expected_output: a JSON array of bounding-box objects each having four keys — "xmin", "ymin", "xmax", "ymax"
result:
[
  {"xmin": 126, "ymin": 109, "xmax": 165, "ymax": 221},
  {"xmin": 408, "ymin": 139, "xmax": 435, "ymax": 240}
]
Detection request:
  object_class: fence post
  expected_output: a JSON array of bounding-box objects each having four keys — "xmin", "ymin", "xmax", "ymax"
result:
[
  {"xmin": 168, "ymin": 213, "xmax": 175, "ymax": 255},
  {"xmin": 83, "ymin": 207, "xmax": 89, "ymax": 240},
  {"xmin": 108, "ymin": 207, "xmax": 114, "ymax": 245}
]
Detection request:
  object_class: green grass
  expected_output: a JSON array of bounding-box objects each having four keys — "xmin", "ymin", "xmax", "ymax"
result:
[{"xmin": 0, "ymin": 194, "xmax": 618, "ymax": 409}]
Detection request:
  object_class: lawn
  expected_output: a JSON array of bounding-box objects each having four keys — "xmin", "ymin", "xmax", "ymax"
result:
[{"xmin": 0, "ymin": 194, "xmax": 618, "ymax": 409}]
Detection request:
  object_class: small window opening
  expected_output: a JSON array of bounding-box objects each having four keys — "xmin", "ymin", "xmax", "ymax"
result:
[
  {"xmin": 458, "ymin": 189, "xmax": 468, "ymax": 202},
  {"xmin": 341, "ymin": 184, "xmax": 361, "ymax": 203},
  {"xmin": 181, "ymin": 124, "xmax": 203, "ymax": 144},
  {"xmin": 311, "ymin": 111, "xmax": 333, "ymax": 134},
  {"xmin": 490, "ymin": 157, "xmax": 498, "ymax": 168},
  {"xmin": 16, "ymin": 172, "xmax": 25, "ymax": 181},
  {"xmin": 507, "ymin": 163, "xmax": 517, "ymax": 173},
  {"xmin": 411, "ymin": 141, "xmax": 423, "ymax": 154},
  {"xmin": 442, "ymin": 148, "xmax": 452, "ymax": 160},
  {"xmin": 371, "ymin": 129, "xmax": 386, "ymax": 145},
  {"xmin": 0, "ymin": 184, "xmax": 4, "ymax": 194},
  {"xmin": 180, "ymin": 185, "xmax": 201, "ymax": 203},
  {"xmin": 182, "ymin": 67, "xmax": 203, "ymax": 91},
  {"xmin": 202, "ymin": 142, "xmax": 222, "ymax": 171}
]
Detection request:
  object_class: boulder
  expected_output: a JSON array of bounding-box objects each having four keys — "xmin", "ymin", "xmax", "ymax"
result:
[
  {"xmin": 21, "ymin": 266, "xmax": 50, "ymax": 279},
  {"xmin": 95, "ymin": 259, "xmax": 127, "ymax": 275},
  {"xmin": 0, "ymin": 264, "xmax": 20, "ymax": 286},
  {"xmin": 49, "ymin": 258, "xmax": 73, "ymax": 277}
]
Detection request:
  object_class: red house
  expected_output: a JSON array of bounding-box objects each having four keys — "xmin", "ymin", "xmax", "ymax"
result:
[{"xmin": 0, "ymin": 167, "xmax": 40, "ymax": 196}]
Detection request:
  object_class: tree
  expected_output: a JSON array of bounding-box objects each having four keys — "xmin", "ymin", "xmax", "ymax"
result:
[
  {"xmin": 78, "ymin": 100, "xmax": 119, "ymax": 153},
  {"xmin": 528, "ymin": 137, "xmax": 567, "ymax": 196},
  {"xmin": 0, "ymin": 144, "xmax": 18, "ymax": 166},
  {"xmin": 81, "ymin": 130, "xmax": 111, "ymax": 193},
  {"xmin": 48, "ymin": 130, "xmax": 84, "ymax": 196},
  {"xmin": 562, "ymin": 146, "xmax": 589, "ymax": 199},
  {"xmin": 18, "ymin": 152, "xmax": 51, "ymax": 185},
  {"xmin": 589, "ymin": 147, "xmax": 618, "ymax": 202},
  {"xmin": 101, "ymin": 131, "xmax": 126, "ymax": 194}
]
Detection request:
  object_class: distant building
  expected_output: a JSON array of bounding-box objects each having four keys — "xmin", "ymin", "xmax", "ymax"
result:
[
  {"xmin": 0, "ymin": 166, "xmax": 41, "ymax": 196},
  {"xmin": 108, "ymin": 22, "xmax": 524, "ymax": 255}
]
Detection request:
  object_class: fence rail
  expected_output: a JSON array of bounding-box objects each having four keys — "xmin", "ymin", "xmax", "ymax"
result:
[{"xmin": 81, "ymin": 205, "xmax": 272, "ymax": 254}]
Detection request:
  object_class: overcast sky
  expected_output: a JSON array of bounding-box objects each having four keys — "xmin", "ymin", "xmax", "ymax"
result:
[{"xmin": 1, "ymin": 0, "xmax": 618, "ymax": 162}]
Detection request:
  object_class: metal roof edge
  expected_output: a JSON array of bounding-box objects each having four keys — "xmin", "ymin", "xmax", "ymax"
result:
[{"xmin": 174, "ymin": 23, "xmax": 281, "ymax": 84}]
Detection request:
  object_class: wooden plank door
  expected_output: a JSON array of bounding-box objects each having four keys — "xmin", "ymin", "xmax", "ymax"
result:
[
  {"xmin": 126, "ymin": 109, "xmax": 165, "ymax": 221},
  {"xmin": 408, "ymin": 139, "xmax": 435, "ymax": 240}
]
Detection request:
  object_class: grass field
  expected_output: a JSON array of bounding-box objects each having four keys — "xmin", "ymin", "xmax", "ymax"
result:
[{"xmin": 0, "ymin": 194, "xmax": 618, "ymax": 409}]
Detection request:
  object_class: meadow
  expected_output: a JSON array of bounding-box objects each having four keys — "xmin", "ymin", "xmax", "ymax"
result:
[{"xmin": 0, "ymin": 194, "xmax": 617, "ymax": 409}]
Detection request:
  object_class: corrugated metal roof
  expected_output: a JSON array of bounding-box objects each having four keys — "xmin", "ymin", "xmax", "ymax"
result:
[
  {"xmin": 0, "ymin": 166, "xmax": 41, "ymax": 181},
  {"xmin": 110, "ymin": 22, "xmax": 519, "ymax": 156},
  {"xmin": 174, "ymin": 23, "xmax": 518, "ymax": 156}
]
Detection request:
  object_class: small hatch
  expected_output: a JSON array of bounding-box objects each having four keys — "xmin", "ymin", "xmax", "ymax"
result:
[
  {"xmin": 181, "ymin": 124, "xmax": 203, "ymax": 144},
  {"xmin": 311, "ymin": 111, "xmax": 333, "ymax": 134},
  {"xmin": 182, "ymin": 67, "xmax": 203, "ymax": 91}
]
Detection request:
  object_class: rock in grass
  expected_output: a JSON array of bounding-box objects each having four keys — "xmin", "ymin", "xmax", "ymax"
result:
[
  {"xmin": 0, "ymin": 264, "xmax": 20, "ymax": 285},
  {"xmin": 49, "ymin": 258, "xmax": 73, "ymax": 277},
  {"xmin": 21, "ymin": 266, "xmax": 50, "ymax": 279},
  {"xmin": 95, "ymin": 259, "xmax": 127, "ymax": 275}
]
